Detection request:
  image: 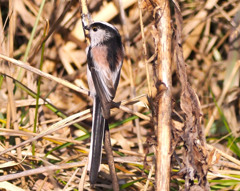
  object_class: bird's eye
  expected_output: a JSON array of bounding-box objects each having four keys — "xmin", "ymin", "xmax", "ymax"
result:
[{"xmin": 92, "ymin": 27, "xmax": 98, "ymax": 32}]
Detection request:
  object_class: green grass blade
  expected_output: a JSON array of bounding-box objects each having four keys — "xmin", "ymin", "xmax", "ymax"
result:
[
  {"xmin": 120, "ymin": 178, "xmax": 145, "ymax": 189},
  {"xmin": 17, "ymin": 0, "xmax": 47, "ymax": 80},
  {"xmin": 210, "ymin": 89, "xmax": 240, "ymax": 157}
]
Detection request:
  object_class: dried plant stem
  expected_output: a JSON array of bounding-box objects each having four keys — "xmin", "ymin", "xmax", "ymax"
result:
[
  {"xmin": 138, "ymin": 0, "xmax": 152, "ymax": 97},
  {"xmin": 0, "ymin": 160, "xmax": 87, "ymax": 182},
  {"xmin": 32, "ymin": 24, "xmax": 47, "ymax": 156},
  {"xmin": 80, "ymin": 0, "xmax": 89, "ymax": 15},
  {"xmin": 144, "ymin": 162, "xmax": 154, "ymax": 191},
  {"xmin": 0, "ymin": 0, "xmax": 9, "ymax": 150},
  {"xmin": 79, "ymin": 158, "xmax": 89, "ymax": 191},
  {"xmin": 1, "ymin": 74, "xmax": 89, "ymax": 133},
  {"xmin": 63, "ymin": 168, "xmax": 80, "ymax": 190},
  {"xmin": 207, "ymin": 144, "xmax": 240, "ymax": 166},
  {"xmin": 154, "ymin": 0, "xmax": 172, "ymax": 190},
  {"xmin": 9, "ymin": 0, "xmax": 25, "ymax": 185},
  {"xmin": 118, "ymin": 0, "xmax": 143, "ymax": 153},
  {"xmin": 0, "ymin": 110, "xmax": 90, "ymax": 156},
  {"xmin": 104, "ymin": 125, "xmax": 119, "ymax": 191},
  {"xmin": 0, "ymin": 54, "xmax": 89, "ymax": 95},
  {"xmin": 93, "ymin": 0, "xmax": 136, "ymax": 22},
  {"xmin": 5, "ymin": 103, "xmax": 10, "ymax": 148}
]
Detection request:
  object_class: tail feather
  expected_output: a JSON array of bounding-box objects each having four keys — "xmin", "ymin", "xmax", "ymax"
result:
[{"xmin": 88, "ymin": 96, "xmax": 105, "ymax": 184}]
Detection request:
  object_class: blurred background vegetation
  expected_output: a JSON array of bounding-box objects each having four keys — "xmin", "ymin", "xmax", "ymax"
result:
[{"xmin": 0, "ymin": 0, "xmax": 240, "ymax": 190}]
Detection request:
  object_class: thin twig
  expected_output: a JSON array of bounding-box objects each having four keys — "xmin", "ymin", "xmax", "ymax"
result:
[
  {"xmin": 144, "ymin": 162, "xmax": 154, "ymax": 191},
  {"xmin": 79, "ymin": 157, "xmax": 89, "ymax": 191},
  {"xmin": 63, "ymin": 168, "xmax": 80, "ymax": 191},
  {"xmin": 104, "ymin": 124, "xmax": 119, "ymax": 191}
]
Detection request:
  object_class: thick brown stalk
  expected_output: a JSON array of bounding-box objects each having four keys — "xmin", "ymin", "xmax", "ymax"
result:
[{"xmin": 154, "ymin": 0, "xmax": 172, "ymax": 190}]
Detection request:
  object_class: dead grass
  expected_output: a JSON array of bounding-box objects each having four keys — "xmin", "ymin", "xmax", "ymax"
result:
[{"xmin": 0, "ymin": 0, "xmax": 240, "ymax": 190}]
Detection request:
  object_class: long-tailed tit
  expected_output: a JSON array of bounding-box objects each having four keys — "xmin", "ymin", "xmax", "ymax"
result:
[{"xmin": 85, "ymin": 21, "xmax": 124, "ymax": 184}]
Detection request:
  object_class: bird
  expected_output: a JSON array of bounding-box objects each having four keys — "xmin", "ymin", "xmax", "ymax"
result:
[{"xmin": 85, "ymin": 21, "xmax": 124, "ymax": 184}]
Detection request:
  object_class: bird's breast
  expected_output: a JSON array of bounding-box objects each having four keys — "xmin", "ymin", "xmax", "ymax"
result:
[{"xmin": 91, "ymin": 46, "xmax": 109, "ymax": 69}]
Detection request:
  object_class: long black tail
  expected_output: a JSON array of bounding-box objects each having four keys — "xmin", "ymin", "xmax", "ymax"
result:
[{"xmin": 88, "ymin": 96, "xmax": 106, "ymax": 184}]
